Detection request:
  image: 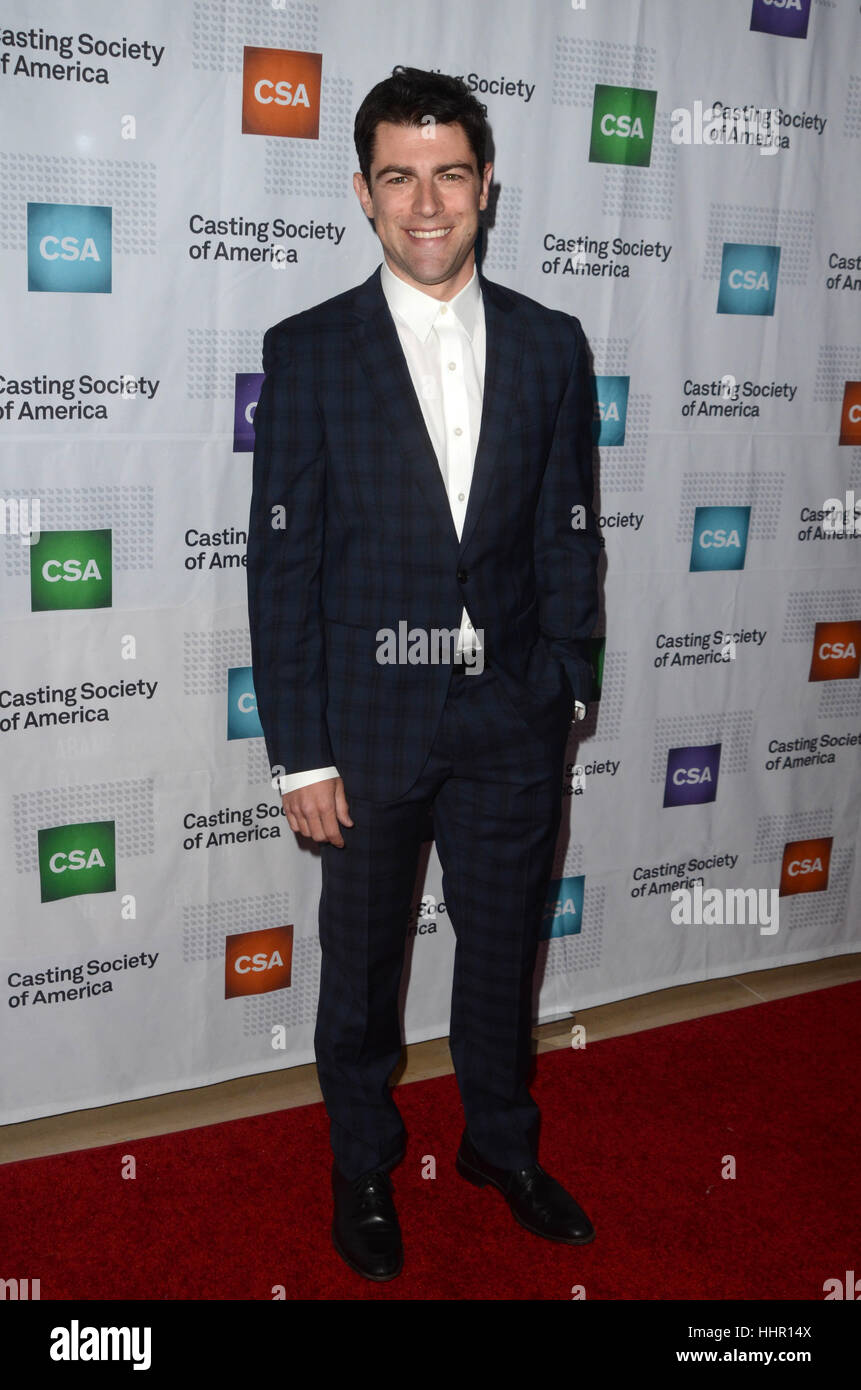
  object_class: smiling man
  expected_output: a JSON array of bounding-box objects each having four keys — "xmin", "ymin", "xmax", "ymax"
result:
[{"xmin": 247, "ymin": 66, "xmax": 601, "ymax": 1283}]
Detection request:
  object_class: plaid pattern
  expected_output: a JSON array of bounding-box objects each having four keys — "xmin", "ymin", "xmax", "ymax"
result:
[
  {"xmin": 246, "ymin": 264, "xmax": 600, "ymax": 803},
  {"xmin": 314, "ymin": 663, "xmax": 572, "ymax": 1180}
]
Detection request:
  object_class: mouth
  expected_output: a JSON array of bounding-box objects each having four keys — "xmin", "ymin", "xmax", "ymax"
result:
[{"xmin": 405, "ymin": 227, "xmax": 453, "ymax": 240}]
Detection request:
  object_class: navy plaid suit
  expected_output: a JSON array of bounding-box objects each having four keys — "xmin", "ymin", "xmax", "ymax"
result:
[{"xmin": 247, "ymin": 263, "xmax": 600, "ymax": 1178}]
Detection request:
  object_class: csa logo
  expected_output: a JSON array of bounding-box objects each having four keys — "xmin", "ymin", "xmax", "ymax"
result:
[
  {"xmin": 717, "ymin": 243, "xmax": 780, "ymax": 316},
  {"xmin": 663, "ymin": 744, "xmax": 721, "ymax": 808},
  {"xmin": 225, "ymin": 925, "xmax": 293, "ymax": 997},
  {"xmin": 38, "ymin": 821, "xmax": 116, "ymax": 903},
  {"xmin": 541, "ymin": 876, "xmax": 585, "ymax": 940},
  {"xmin": 750, "ymin": 0, "xmax": 811, "ymax": 41},
  {"xmin": 690, "ymin": 506, "xmax": 750, "ymax": 572},
  {"xmin": 592, "ymin": 376, "xmax": 629, "ymax": 447},
  {"xmin": 241, "ymin": 47, "xmax": 322, "ymax": 139},
  {"xmin": 227, "ymin": 667, "xmax": 263, "ymax": 740},
  {"xmin": 27, "ymin": 203, "xmax": 111, "ymax": 294},
  {"xmin": 234, "ymin": 373, "xmax": 264, "ymax": 452},
  {"xmin": 30, "ymin": 530, "xmax": 112, "ymax": 611},
  {"xmin": 808, "ymin": 622, "xmax": 861, "ymax": 682},
  {"xmin": 779, "ymin": 837, "xmax": 831, "ymax": 897},
  {"xmin": 589, "ymin": 85, "xmax": 657, "ymax": 167},
  {"xmin": 839, "ymin": 383, "xmax": 861, "ymax": 446}
]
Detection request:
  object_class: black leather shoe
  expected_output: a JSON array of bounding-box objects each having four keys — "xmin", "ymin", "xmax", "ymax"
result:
[
  {"xmin": 331, "ymin": 1163, "xmax": 404, "ymax": 1281},
  {"xmin": 456, "ymin": 1130, "xmax": 595, "ymax": 1245}
]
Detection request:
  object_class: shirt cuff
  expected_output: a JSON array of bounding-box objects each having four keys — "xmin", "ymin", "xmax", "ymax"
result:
[{"xmin": 277, "ymin": 766, "xmax": 339, "ymax": 794}]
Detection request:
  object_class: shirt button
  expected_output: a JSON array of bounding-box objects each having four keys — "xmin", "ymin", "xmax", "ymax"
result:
[
  {"xmin": 454, "ymin": 426, "xmax": 463, "ymax": 436},
  {"xmin": 448, "ymin": 361, "xmax": 456, "ymax": 371},
  {"xmin": 439, "ymin": 305, "xmax": 447, "ymax": 314},
  {"xmin": 457, "ymin": 492, "xmax": 465, "ymax": 501}
]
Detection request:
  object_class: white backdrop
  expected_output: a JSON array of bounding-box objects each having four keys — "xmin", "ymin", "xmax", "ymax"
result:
[{"xmin": 2, "ymin": 0, "xmax": 860, "ymax": 1125}]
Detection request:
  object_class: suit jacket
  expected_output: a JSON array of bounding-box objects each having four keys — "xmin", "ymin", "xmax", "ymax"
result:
[{"xmin": 246, "ymin": 263, "xmax": 601, "ymax": 804}]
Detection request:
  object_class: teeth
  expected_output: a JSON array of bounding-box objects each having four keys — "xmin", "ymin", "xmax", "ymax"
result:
[{"xmin": 408, "ymin": 228, "xmax": 451, "ymax": 239}]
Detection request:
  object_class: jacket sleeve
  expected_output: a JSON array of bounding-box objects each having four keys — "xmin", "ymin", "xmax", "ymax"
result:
[
  {"xmin": 246, "ymin": 327, "xmax": 334, "ymax": 783},
  {"xmin": 532, "ymin": 317, "xmax": 601, "ymax": 706}
]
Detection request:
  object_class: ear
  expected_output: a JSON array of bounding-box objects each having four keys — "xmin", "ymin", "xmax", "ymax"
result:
[
  {"xmin": 479, "ymin": 162, "xmax": 493, "ymax": 212},
  {"xmin": 353, "ymin": 171, "xmax": 373, "ymax": 218}
]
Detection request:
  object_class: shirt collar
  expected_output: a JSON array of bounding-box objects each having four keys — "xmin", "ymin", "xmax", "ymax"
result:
[{"xmin": 380, "ymin": 259, "xmax": 481, "ymax": 344}]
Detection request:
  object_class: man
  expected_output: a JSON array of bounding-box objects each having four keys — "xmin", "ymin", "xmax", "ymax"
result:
[{"xmin": 247, "ymin": 66, "xmax": 601, "ymax": 1283}]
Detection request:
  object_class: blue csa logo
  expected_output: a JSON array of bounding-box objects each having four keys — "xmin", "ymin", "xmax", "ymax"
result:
[
  {"xmin": 663, "ymin": 744, "xmax": 721, "ymax": 809},
  {"xmin": 717, "ymin": 243, "xmax": 780, "ymax": 316},
  {"xmin": 540, "ymin": 875, "xmax": 585, "ymax": 940},
  {"xmin": 227, "ymin": 666, "xmax": 263, "ymax": 740},
  {"xmin": 27, "ymin": 203, "xmax": 112, "ymax": 294},
  {"xmin": 750, "ymin": 0, "xmax": 811, "ymax": 40},
  {"xmin": 592, "ymin": 376, "xmax": 629, "ymax": 447},
  {"xmin": 690, "ymin": 506, "xmax": 750, "ymax": 572}
]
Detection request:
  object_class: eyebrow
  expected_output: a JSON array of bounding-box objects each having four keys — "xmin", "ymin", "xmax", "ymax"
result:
[{"xmin": 373, "ymin": 162, "xmax": 476, "ymax": 181}]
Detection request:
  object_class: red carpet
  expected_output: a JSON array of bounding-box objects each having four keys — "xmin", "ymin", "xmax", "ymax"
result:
[{"xmin": 2, "ymin": 981, "xmax": 859, "ymax": 1300}]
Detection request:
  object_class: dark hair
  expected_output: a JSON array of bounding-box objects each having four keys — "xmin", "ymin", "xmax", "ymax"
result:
[{"xmin": 354, "ymin": 65, "xmax": 488, "ymax": 185}]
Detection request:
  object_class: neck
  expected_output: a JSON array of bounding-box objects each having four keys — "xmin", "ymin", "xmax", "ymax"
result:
[{"xmin": 383, "ymin": 253, "xmax": 476, "ymax": 302}]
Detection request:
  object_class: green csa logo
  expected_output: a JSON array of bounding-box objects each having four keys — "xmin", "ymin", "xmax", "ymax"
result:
[
  {"xmin": 38, "ymin": 821, "xmax": 116, "ymax": 902},
  {"xmin": 589, "ymin": 85, "xmax": 657, "ymax": 166},
  {"xmin": 30, "ymin": 530, "xmax": 112, "ymax": 611},
  {"xmin": 588, "ymin": 636, "xmax": 605, "ymax": 702}
]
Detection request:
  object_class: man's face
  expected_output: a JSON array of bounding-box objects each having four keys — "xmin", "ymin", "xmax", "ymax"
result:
[{"xmin": 353, "ymin": 119, "xmax": 492, "ymax": 300}]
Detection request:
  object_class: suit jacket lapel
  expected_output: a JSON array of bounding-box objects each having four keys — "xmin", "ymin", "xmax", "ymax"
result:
[
  {"xmin": 458, "ymin": 273, "xmax": 523, "ymax": 555},
  {"xmin": 350, "ymin": 268, "xmax": 460, "ymax": 555}
]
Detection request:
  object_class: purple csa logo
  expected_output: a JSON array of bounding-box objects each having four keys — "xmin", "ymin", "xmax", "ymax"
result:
[
  {"xmin": 663, "ymin": 744, "xmax": 721, "ymax": 808},
  {"xmin": 233, "ymin": 373, "xmax": 264, "ymax": 452},
  {"xmin": 750, "ymin": 0, "xmax": 811, "ymax": 40}
]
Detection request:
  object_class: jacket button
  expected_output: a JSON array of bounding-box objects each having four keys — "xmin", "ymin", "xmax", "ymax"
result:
[{"xmin": 456, "ymin": 568, "xmax": 468, "ymax": 583}]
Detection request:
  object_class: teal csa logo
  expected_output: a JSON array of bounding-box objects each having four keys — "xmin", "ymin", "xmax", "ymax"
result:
[
  {"xmin": 589, "ymin": 85, "xmax": 657, "ymax": 166},
  {"xmin": 690, "ymin": 506, "xmax": 750, "ymax": 572},
  {"xmin": 27, "ymin": 203, "xmax": 112, "ymax": 294},
  {"xmin": 38, "ymin": 821, "xmax": 116, "ymax": 903},
  {"xmin": 717, "ymin": 243, "xmax": 780, "ymax": 316},
  {"xmin": 592, "ymin": 376, "xmax": 629, "ymax": 447},
  {"xmin": 540, "ymin": 876, "xmax": 585, "ymax": 940},
  {"xmin": 30, "ymin": 530, "xmax": 112, "ymax": 610},
  {"xmin": 227, "ymin": 666, "xmax": 263, "ymax": 740}
]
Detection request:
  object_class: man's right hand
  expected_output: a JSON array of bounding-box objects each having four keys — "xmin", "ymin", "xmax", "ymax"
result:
[{"xmin": 282, "ymin": 776, "xmax": 353, "ymax": 848}]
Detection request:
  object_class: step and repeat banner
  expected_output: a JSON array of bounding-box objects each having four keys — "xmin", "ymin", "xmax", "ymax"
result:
[{"xmin": 2, "ymin": 0, "xmax": 860, "ymax": 1124}]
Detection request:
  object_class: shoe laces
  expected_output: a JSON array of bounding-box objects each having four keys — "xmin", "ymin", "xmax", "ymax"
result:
[
  {"xmin": 353, "ymin": 1170, "xmax": 392, "ymax": 1212},
  {"xmin": 512, "ymin": 1163, "xmax": 553, "ymax": 1209}
]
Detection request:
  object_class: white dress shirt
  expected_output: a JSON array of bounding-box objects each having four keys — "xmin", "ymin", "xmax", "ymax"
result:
[{"xmin": 276, "ymin": 260, "xmax": 583, "ymax": 795}]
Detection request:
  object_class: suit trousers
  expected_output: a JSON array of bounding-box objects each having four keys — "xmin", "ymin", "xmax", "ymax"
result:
[{"xmin": 314, "ymin": 659, "xmax": 572, "ymax": 1181}]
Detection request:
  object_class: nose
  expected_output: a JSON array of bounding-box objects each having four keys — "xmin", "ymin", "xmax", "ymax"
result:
[{"xmin": 411, "ymin": 176, "xmax": 445, "ymax": 219}]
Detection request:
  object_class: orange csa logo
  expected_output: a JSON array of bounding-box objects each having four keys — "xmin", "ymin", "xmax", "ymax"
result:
[
  {"xmin": 779, "ymin": 838, "xmax": 832, "ymax": 897},
  {"xmin": 839, "ymin": 382, "xmax": 861, "ymax": 446},
  {"xmin": 241, "ymin": 47, "xmax": 321, "ymax": 139},
  {"xmin": 225, "ymin": 925, "xmax": 293, "ymax": 998},
  {"xmin": 808, "ymin": 621, "xmax": 861, "ymax": 682}
]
